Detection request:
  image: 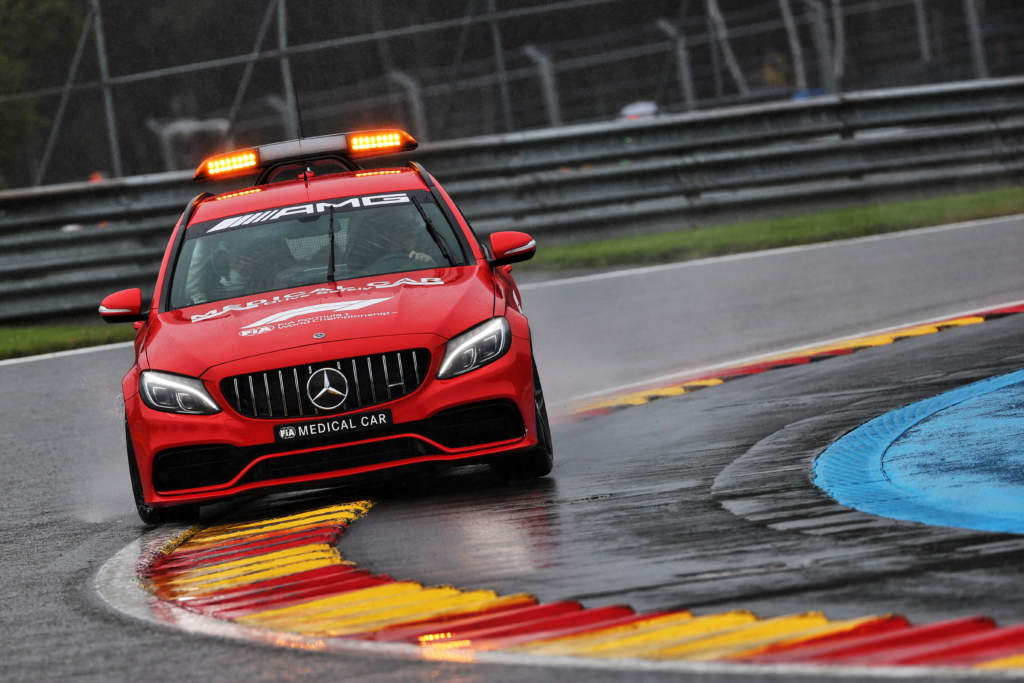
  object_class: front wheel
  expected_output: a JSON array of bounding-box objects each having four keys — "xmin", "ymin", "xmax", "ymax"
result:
[
  {"xmin": 125, "ymin": 421, "xmax": 198, "ymax": 525},
  {"xmin": 494, "ymin": 361, "xmax": 554, "ymax": 480}
]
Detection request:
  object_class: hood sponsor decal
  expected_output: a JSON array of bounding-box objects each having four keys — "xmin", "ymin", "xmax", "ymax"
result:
[
  {"xmin": 239, "ymin": 325, "xmax": 273, "ymax": 337},
  {"xmin": 191, "ymin": 276, "xmax": 443, "ymax": 323},
  {"xmin": 242, "ymin": 298, "xmax": 391, "ymax": 328},
  {"xmin": 237, "ymin": 298, "xmax": 396, "ymax": 337}
]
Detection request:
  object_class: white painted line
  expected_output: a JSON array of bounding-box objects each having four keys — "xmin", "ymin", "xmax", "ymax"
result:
[
  {"xmin": 94, "ymin": 527, "xmax": 1014, "ymax": 677},
  {"xmin": 0, "ymin": 340, "xmax": 133, "ymax": 368},
  {"xmin": 521, "ymin": 213, "xmax": 1024, "ymax": 291},
  {"xmin": 561, "ymin": 295, "xmax": 1024, "ymax": 407}
]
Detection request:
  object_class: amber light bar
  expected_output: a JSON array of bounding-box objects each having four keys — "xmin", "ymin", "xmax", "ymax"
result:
[
  {"xmin": 207, "ymin": 151, "xmax": 257, "ymax": 175},
  {"xmin": 346, "ymin": 130, "xmax": 417, "ymax": 157},
  {"xmin": 194, "ymin": 129, "xmax": 417, "ymax": 182}
]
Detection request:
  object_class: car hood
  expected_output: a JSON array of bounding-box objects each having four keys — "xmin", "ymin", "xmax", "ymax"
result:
[{"xmin": 144, "ymin": 266, "xmax": 494, "ymax": 377}]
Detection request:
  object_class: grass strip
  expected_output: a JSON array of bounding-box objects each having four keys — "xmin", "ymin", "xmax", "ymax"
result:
[
  {"xmin": 0, "ymin": 324, "xmax": 135, "ymax": 360},
  {"xmin": 524, "ymin": 186, "xmax": 1024, "ymax": 270},
  {"xmin": 3, "ymin": 187, "xmax": 1021, "ymax": 360}
]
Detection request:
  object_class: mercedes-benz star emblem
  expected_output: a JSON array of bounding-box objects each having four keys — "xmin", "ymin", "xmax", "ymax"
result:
[{"xmin": 306, "ymin": 367, "xmax": 349, "ymax": 411}]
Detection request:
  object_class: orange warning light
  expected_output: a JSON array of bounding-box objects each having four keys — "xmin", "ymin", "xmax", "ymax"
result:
[
  {"xmin": 347, "ymin": 130, "xmax": 417, "ymax": 157},
  {"xmin": 205, "ymin": 151, "xmax": 258, "ymax": 176},
  {"xmin": 214, "ymin": 188, "xmax": 263, "ymax": 201},
  {"xmin": 354, "ymin": 169, "xmax": 404, "ymax": 177}
]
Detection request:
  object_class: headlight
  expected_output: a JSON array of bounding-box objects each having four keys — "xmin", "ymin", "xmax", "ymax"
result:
[
  {"xmin": 438, "ymin": 317, "xmax": 511, "ymax": 379},
  {"xmin": 139, "ymin": 370, "xmax": 220, "ymax": 415}
]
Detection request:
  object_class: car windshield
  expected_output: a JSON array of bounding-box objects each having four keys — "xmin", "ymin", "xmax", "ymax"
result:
[{"xmin": 168, "ymin": 190, "xmax": 464, "ymax": 310}]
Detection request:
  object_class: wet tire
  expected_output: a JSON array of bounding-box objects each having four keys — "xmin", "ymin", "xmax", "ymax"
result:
[
  {"xmin": 495, "ymin": 361, "xmax": 554, "ymax": 480},
  {"xmin": 125, "ymin": 421, "xmax": 198, "ymax": 525}
]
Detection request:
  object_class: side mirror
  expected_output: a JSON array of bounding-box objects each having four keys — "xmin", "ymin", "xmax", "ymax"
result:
[
  {"xmin": 488, "ymin": 231, "xmax": 536, "ymax": 267},
  {"xmin": 99, "ymin": 288, "xmax": 147, "ymax": 323}
]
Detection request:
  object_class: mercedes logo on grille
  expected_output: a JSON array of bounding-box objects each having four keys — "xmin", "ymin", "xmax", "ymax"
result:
[{"xmin": 306, "ymin": 367, "xmax": 349, "ymax": 411}]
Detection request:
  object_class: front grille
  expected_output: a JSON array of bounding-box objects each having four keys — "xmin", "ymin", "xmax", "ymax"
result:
[{"xmin": 221, "ymin": 348, "xmax": 430, "ymax": 419}]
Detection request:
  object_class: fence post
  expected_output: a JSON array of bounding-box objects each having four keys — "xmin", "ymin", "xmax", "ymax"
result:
[
  {"xmin": 225, "ymin": 0, "xmax": 277, "ymax": 142},
  {"xmin": 35, "ymin": 8, "xmax": 95, "ymax": 186},
  {"xmin": 777, "ymin": 0, "xmax": 808, "ymax": 93},
  {"xmin": 830, "ymin": 0, "xmax": 845, "ymax": 89},
  {"xmin": 277, "ymin": 0, "xmax": 301, "ymax": 139},
  {"xmin": 523, "ymin": 45, "xmax": 562, "ymax": 127},
  {"xmin": 912, "ymin": 0, "xmax": 932, "ymax": 62},
  {"xmin": 706, "ymin": 3, "xmax": 724, "ymax": 97},
  {"xmin": 90, "ymin": 0, "xmax": 122, "ymax": 177},
  {"xmin": 656, "ymin": 19, "xmax": 696, "ymax": 111},
  {"xmin": 803, "ymin": 0, "xmax": 837, "ymax": 93},
  {"xmin": 487, "ymin": 0, "xmax": 515, "ymax": 133},
  {"xmin": 705, "ymin": 0, "xmax": 750, "ymax": 97},
  {"xmin": 389, "ymin": 71, "xmax": 429, "ymax": 141},
  {"xmin": 962, "ymin": 0, "xmax": 989, "ymax": 79}
]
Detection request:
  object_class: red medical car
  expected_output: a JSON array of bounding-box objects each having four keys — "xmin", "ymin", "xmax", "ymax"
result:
[{"xmin": 99, "ymin": 130, "xmax": 552, "ymax": 524}]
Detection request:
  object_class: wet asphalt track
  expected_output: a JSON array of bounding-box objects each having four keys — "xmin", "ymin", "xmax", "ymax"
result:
[{"xmin": 2, "ymin": 214, "xmax": 1024, "ymax": 681}]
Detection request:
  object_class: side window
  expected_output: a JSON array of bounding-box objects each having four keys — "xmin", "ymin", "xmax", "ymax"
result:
[{"xmin": 451, "ymin": 201, "xmax": 491, "ymax": 260}]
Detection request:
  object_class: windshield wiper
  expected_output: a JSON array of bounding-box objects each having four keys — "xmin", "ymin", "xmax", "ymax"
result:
[
  {"xmin": 412, "ymin": 199, "xmax": 455, "ymax": 266},
  {"xmin": 327, "ymin": 205, "xmax": 337, "ymax": 282}
]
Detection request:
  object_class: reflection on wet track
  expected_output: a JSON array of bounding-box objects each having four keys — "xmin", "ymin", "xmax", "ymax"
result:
[
  {"xmin": 125, "ymin": 305, "xmax": 1024, "ymax": 671},
  {"xmin": 140, "ymin": 490, "xmax": 1024, "ymax": 668}
]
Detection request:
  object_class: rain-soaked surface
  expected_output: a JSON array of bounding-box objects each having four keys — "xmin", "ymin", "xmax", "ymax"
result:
[
  {"xmin": 3, "ymin": 217, "xmax": 1024, "ymax": 681},
  {"xmin": 818, "ymin": 370, "xmax": 1024, "ymax": 533},
  {"xmin": 339, "ymin": 314, "xmax": 1024, "ymax": 625}
]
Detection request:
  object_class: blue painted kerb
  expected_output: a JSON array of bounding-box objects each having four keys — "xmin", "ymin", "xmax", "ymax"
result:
[{"xmin": 813, "ymin": 369, "xmax": 1024, "ymax": 534}]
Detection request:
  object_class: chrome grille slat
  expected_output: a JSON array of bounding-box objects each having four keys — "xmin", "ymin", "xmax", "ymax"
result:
[
  {"xmin": 378, "ymin": 356, "xmax": 389, "ymax": 397},
  {"xmin": 366, "ymin": 357, "xmax": 376, "ymax": 403},
  {"xmin": 263, "ymin": 373, "xmax": 272, "ymax": 417},
  {"xmin": 223, "ymin": 348, "xmax": 429, "ymax": 419},
  {"xmin": 278, "ymin": 370, "xmax": 287, "ymax": 416},
  {"xmin": 307, "ymin": 366, "xmax": 315, "ymax": 413},
  {"xmin": 351, "ymin": 359, "xmax": 362, "ymax": 408},
  {"xmin": 335, "ymin": 361, "xmax": 348, "ymax": 410},
  {"xmin": 247, "ymin": 376, "xmax": 257, "ymax": 417},
  {"xmin": 384, "ymin": 354, "xmax": 404, "ymax": 397},
  {"xmin": 292, "ymin": 368, "xmax": 303, "ymax": 416}
]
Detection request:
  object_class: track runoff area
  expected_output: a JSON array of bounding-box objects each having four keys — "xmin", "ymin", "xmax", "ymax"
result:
[{"xmin": 85, "ymin": 213, "xmax": 1024, "ymax": 675}]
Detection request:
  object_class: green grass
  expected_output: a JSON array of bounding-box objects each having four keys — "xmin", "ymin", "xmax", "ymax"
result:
[
  {"xmin": 3, "ymin": 186, "xmax": 1022, "ymax": 360},
  {"xmin": 0, "ymin": 324, "xmax": 136, "ymax": 360},
  {"xmin": 524, "ymin": 186, "xmax": 1024, "ymax": 270}
]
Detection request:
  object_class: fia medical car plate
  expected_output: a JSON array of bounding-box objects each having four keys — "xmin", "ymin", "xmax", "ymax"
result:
[{"xmin": 275, "ymin": 409, "xmax": 393, "ymax": 444}]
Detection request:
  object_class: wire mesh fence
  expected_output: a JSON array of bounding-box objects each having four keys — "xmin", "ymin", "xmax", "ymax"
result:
[{"xmin": 1, "ymin": 0, "xmax": 1020, "ymax": 189}]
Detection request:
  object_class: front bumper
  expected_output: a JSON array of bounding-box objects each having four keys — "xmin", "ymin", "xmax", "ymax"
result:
[{"xmin": 126, "ymin": 333, "xmax": 537, "ymax": 506}]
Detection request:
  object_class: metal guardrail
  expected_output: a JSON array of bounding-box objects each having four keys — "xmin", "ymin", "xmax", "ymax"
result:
[{"xmin": 1, "ymin": 77, "xmax": 1022, "ymax": 323}]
